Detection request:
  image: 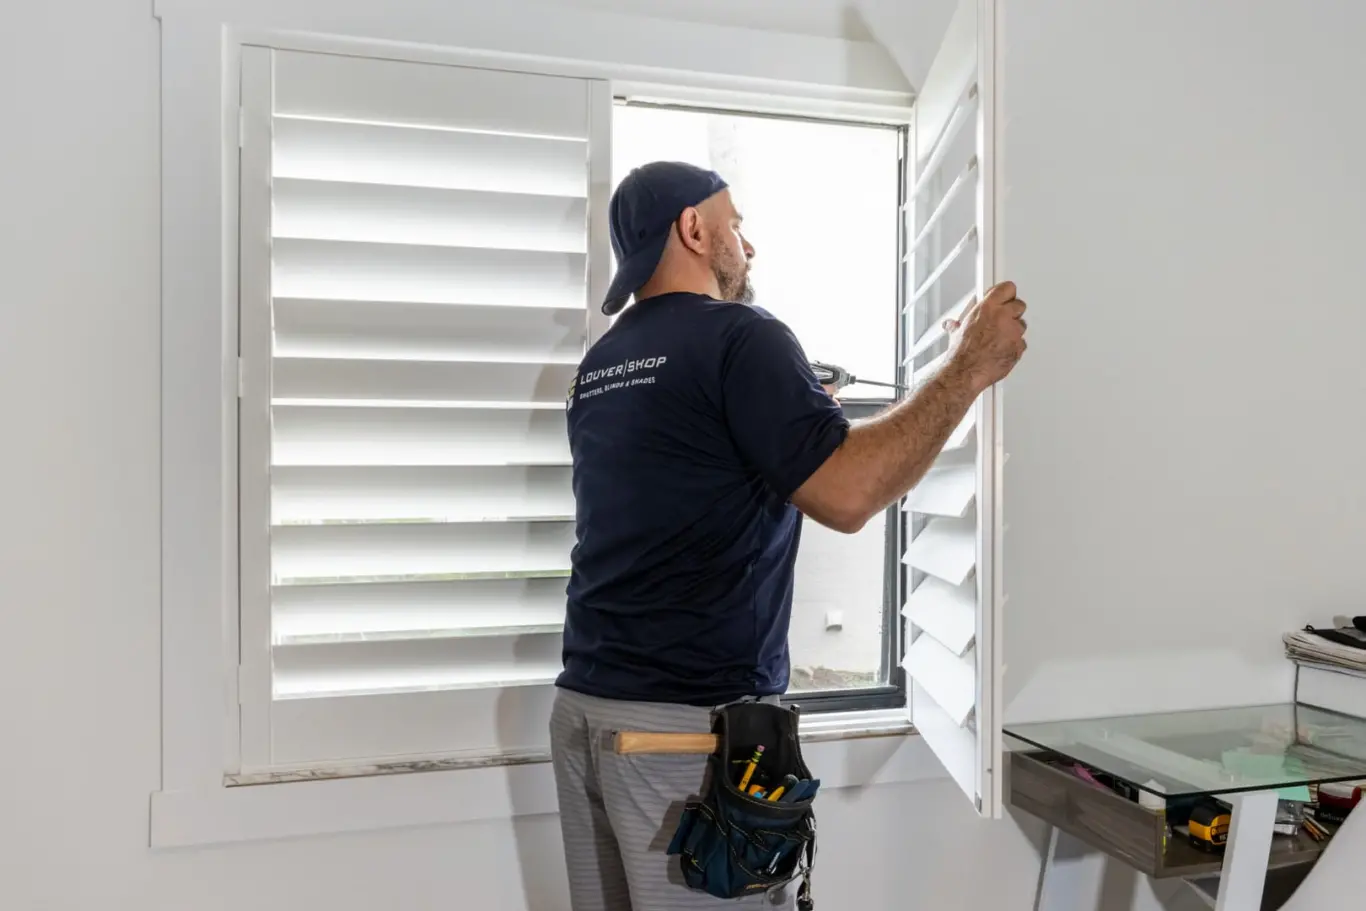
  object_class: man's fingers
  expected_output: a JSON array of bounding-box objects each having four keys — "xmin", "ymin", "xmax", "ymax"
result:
[
  {"xmin": 981, "ymin": 281, "xmax": 1017, "ymax": 306},
  {"xmin": 947, "ymin": 295, "xmax": 981, "ymax": 330},
  {"xmin": 948, "ymin": 284, "xmax": 1025, "ymax": 335}
]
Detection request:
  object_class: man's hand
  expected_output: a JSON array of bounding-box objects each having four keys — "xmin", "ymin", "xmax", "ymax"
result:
[
  {"xmin": 941, "ymin": 281, "xmax": 1028, "ymax": 392},
  {"xmin": 791, "ymin": 280, "xmax": 1029, "ymax": 534}
]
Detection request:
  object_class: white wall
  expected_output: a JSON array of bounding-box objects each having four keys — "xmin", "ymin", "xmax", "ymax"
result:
[
  {"xmin": 995, "ymin": 0, "xmax": 1365, "ymax": 906},
  {"xmin": 1000, "ymin": 0, "xmax": 1366, "ymax": 723},
  {"xmin": 562, "ymin": 0, "xmax": 877, "ymax": 41},
  {"xmin": 3, "ymin": 1, "xmax": 1363, "ymax": 910}
]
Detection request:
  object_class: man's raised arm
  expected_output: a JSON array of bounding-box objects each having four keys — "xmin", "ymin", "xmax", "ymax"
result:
[{"xmin": 792, "ymin": 281, "xmax": 1028, "ymax": 533}]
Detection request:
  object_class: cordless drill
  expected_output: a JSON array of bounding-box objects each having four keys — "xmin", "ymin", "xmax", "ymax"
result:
[{"xmin": 809, "ymin": 361, "xmax": 904, "ymax": 393}]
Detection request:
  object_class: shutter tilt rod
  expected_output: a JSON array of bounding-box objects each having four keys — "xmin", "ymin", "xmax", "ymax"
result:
[{"xmin": 809, "ymin": 360, "xmax": 905, "ymax": 393}]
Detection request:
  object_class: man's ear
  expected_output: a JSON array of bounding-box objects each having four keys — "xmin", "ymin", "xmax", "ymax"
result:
[{"xmin": 675, "ymin": 207, "xmax": 707, "ymax": 255}]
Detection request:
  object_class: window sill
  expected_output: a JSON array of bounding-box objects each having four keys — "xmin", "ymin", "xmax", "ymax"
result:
[{"xmin": 150, "ymin": 715, "xmax": 939, "ymax": 848}]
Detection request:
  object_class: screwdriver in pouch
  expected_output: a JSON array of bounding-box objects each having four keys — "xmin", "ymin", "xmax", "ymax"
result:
[{"xmin": 809, "ymin": 360, "xmax": 905, "ymax": 393}]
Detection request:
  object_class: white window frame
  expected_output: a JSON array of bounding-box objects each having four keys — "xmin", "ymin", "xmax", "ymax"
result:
[
  {"xmin": 154, "ymin": 0, "xmax": 939, "ymax": 848},
  {"xmin": 612, "ymin": 100, "xmax": 911, "ymax": 714}
]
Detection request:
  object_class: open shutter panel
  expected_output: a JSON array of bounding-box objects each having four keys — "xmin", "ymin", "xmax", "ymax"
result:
[
  {"xmin": 900, "ymin": 0, "xmax": 1005, "ymax": 817},
  {"xmin": 239, "ymin": 48, "xmax": 607, "ymax": 767}
]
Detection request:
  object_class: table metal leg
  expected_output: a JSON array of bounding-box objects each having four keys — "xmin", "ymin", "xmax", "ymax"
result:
[
  {"xmin": 1032, "ymin": 825, "xmax": 1060, "ymax": 911},
  {"xmin": 1214, "ymin": 789, "xmax": 1278, "ymax": 911}
]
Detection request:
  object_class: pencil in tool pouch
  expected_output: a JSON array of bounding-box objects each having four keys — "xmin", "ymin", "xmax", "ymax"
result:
[{"xmin": 666, "ymin": 702, "xmax": 818, "ymax": 910}]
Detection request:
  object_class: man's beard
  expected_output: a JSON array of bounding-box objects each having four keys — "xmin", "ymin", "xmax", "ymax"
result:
[
  {"xmin": 727, "ymin": 275, "xmax": 756, "ymax": 304},
  {"xmin": 712, "ymin": 252, "xmax": 755, "ymax": 304}
]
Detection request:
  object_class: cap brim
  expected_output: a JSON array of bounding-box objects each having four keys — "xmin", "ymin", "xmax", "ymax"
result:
[{"xmin": 602, "ymin": 231, "xmax": 669, "ymax": 316}]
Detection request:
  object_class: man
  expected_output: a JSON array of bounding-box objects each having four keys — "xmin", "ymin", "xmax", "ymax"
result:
[{"xmin": 551, "ymin": 161, "xmax": 1027, "ymax": 910}]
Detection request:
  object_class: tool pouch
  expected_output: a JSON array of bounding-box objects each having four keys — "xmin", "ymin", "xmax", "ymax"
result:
[{"xmin": 666, "ymin": 702, "xmax": 817, "ymax": 908}]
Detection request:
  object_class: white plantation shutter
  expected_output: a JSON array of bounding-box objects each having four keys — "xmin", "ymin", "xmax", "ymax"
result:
[
  {"xmin": 900, "ymin": 0, "xmax": 1006, "ymax": 816},
  {"xmin": 238, "ymin": 48, "xmax": 610, "ymax": 769}
]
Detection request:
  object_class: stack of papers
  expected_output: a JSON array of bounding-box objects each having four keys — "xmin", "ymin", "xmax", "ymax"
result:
[{"xmin": 1284, "ymin": 626, "xmax": 1366, "ymax": 673}]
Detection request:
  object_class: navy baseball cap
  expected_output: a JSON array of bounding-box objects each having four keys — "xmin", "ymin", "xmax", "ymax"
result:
[{"xmin": 602, "ymin": 161, "xmax": 729, "ymax": 316}]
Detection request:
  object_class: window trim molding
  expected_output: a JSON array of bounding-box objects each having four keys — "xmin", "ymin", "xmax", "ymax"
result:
[
  {"xmin": 156, "ymin": 2, "xmax": 916, "ymax": 828},
  {"xmin": 151, "ymin": 722, "xmax": 931, "ymax": 849}
]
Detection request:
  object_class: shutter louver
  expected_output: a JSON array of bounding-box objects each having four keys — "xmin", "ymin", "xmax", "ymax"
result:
[
  {"xmin": 899, "ymin": 0, "xmax": 1005, "ymax": 817},
  {"xmin": 901, "ymin": 576, "xmax": 976, "ymax": 656},
  {"xmin": 905, "ymin": 636, "xmax": 976, "ymax": 726},
  {"xmin": 902, "ymin": 517, "xmax": 976, "ymax": 587},
  {"xmin": 240, "ymin": 49, "xmax": 601, "ymax": 765},
  {"xmin": 905, "ymin": 459, "xmax": 975, "ymax": 518},
  {"xmin": 272, "ymin": 405, "xmax": 571, "ymax": 468}
]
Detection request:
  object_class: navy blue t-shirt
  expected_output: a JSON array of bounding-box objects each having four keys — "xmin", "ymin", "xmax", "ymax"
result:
[{"xmin": 557, "ymin": 293, "xmax": 850, "ymax": 705}]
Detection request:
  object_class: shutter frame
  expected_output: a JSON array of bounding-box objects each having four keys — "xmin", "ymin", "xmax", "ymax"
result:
[
  {"xmin": 900, "ymin": 0, "xmax": 1005, "ymax": 819},
  {"xmin": 238, "ymin": 48, "xmax": 605, "ymax": 770}
]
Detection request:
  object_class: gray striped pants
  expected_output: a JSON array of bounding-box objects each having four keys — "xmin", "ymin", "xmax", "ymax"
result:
[{"xmin": 550, "ymin": 687, "xmax": 796, "ymax": 911}]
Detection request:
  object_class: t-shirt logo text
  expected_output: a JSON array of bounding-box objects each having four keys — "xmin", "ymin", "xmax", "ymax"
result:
[{"xmin": 576, "ymin": 356, "xmax": 669, "ymax": 400}]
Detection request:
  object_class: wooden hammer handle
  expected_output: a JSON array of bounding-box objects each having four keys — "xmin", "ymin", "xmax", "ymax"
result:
[{"xmin": 614, "ymin": 731, "xmax": 720, "ymax": 755}]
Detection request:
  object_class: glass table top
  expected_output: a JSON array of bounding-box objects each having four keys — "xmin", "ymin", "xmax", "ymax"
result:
[{"xmin": 1004, "ymin": 703, "xmax": 1366, "ymax": 798}]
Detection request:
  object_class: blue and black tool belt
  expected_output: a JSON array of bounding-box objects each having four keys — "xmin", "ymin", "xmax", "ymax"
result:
[{"xmin": 665, "ymin": 702, "xmax": 818, "ymax": 909}]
